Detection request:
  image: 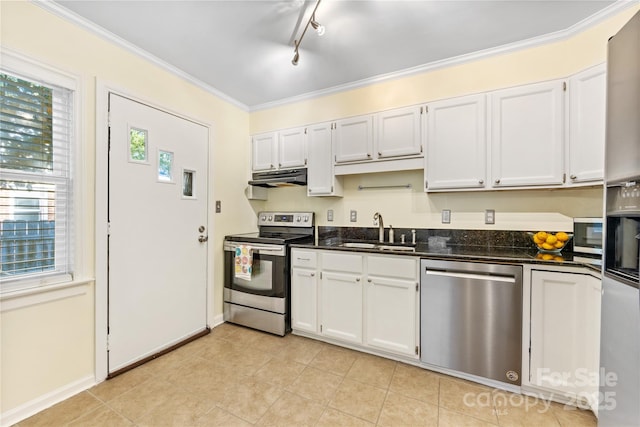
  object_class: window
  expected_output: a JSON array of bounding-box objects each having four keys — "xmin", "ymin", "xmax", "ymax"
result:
[{"xmin": 0, "ymin": 65, "xmax": 74, "ymax": 292}]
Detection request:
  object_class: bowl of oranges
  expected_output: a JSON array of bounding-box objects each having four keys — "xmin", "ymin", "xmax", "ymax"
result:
[{"xmin": 529, "ymin": 231, "xmax": 572, "ymax": 253}]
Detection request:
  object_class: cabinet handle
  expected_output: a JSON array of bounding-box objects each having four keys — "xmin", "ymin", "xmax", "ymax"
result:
[
  {"xmin": 367, "ymin": 278, "xmax": 372, "ymax": 282},
  {"xmin": 367, "ymin": 153, "xmax": 372, "ymax": 158},
  {"xmin": 570, "ymin": 174, "xmax": 577, "ymax": 180},
  {"xmin": 270, "ymin": 164, "xmax": 274, "ymax": 169},
  {"xmin": 378, "ymin": 152, "xmax": 382, "ymax": 156},
  {"xmin": 479, "ymin": 179, "xmax": 484, "ymax": 185},
  {"xmin": 304, "ymin": 159, "xmax": 307, "ymax": 165},
  {"xmin": 297, "ymin": 257, "xmax": 311, "ymax": 261},
  {"xmin": 311, "ymin": 273, "xmax": 315, "ymax": 277},
  {"xmin": 495, "ymin": 179, "xmax": 501, "ymax": 184},
  {"xmin": 356, "ymin": 278, "xmax": 361, "ymax": 282},
  {"xmin": 279, "ymin": 163, "xmax": 282, "ymax": 168}
]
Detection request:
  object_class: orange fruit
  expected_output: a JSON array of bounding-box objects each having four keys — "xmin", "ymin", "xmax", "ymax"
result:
[
  {"xmin": 546, "ymin": 235, "xmax": 558, "ymax": 245},
  {"xmin": 554, "ymin": 241, "xmax": 564, "ymax": 249},
  {"xmin": 542, "ymin": 243, "xmax": 554, "ymax": 250},
  {"xmin": 535, "ymin": 231, "xmax": 548, "ymax": 241},
  {"xmin": 533, "ymin": 235, "xmax": 544, "ymax": 245},
  {"xmin": 556, "ymin": 232, "xmax": 569, "ymax": 242}
]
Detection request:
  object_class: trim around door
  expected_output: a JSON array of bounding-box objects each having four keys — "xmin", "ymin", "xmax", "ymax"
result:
[{"xmin": 94, "ymin": 80, "xmax": 215, "ymax": 383}]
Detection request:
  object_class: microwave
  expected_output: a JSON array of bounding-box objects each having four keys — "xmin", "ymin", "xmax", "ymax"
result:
[{"xmin": 573, "ymin": 217, "xmax": 603, "ymax": 255}]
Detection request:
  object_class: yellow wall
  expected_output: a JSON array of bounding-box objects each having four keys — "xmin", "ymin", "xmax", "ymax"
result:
[
  {"xmin": 0, "ymin": 0, "xmax": 253, "ymax": 416},
  {"xmin": 250, "ymin": 4, "xmax": 639, "ymax": 231}
]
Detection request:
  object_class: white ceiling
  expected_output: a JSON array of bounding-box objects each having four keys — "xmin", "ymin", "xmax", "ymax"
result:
[{"xmin": 51, "ymin": 0, "xmax": 624, "ymax": 110}]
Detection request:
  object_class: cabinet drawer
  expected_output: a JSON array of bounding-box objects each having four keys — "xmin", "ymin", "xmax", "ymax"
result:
[
  {"xmin": 291, "ymin": 250, "xmax": 317, "ymax": 268},
  {"xmin": 322, "ymin": 252, "xmax": 363, "ymax": 273},
  {"xmin": 367, "ymin": 255, "xmax": 418, "ymax": 280}
]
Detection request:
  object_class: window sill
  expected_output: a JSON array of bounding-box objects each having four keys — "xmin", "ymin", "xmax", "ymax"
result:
[{"xmin": 0, "ymin": 278, "xmax": 94, "ymax": 313}]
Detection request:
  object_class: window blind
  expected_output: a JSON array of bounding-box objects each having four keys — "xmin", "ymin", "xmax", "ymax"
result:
[{"xmin": 0, "ymin": 72, "xmax": 73, "ymax": 287}]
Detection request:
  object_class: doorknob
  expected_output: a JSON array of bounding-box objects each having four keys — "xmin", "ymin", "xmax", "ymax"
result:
[{"xmin": 198, "ymin": 235, "xmax": 208, "ymax": 243}]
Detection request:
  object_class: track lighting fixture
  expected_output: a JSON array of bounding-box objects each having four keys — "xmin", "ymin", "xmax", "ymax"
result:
[{"xmin": 291, "ymin": 0, "xmax": 324, "ymax": 66}]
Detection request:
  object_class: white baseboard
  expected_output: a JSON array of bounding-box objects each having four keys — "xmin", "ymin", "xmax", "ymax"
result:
[
  {"xmin": 211, "ymin": 314, "xmax": 224, "ymax": 328},
  {"xmin": 0, "ymin": 375, "xmax": 96, "ymax": 427}
]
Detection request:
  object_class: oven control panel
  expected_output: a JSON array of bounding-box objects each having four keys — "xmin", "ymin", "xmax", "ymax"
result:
[{"xmin": 258, "ymin": 211, "xmax": 314, "ymax": 226}]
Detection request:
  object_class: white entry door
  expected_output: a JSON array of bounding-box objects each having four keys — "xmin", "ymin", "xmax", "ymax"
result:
[{"xmin": 108, "ymin": 93, "xmax": 208, "ymax": 374}]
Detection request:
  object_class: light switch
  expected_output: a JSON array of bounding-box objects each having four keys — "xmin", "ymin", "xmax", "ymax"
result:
[
  {"xmin": 350, "ymin": 210, "xmax": 357, "ymax": 222},
  {"xmin": 215, "ymin": 200, "xmax": 221, "ymax": 213},
  {"xmin": 327, "ymin": 209, "xmax": 334, "ymax": 222}
]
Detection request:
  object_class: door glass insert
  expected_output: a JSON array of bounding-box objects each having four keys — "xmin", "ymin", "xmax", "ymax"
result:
[
  {"xmin": 183, "ymin": 169, "xmax": 195, "ymax": 198},
  {"xmin": 158, "ymin": 150, "xmax": 174, "ymax": 182},
  {"xmin": 129, "ymin": 127, "xmax": 148, "ymax": 162}
]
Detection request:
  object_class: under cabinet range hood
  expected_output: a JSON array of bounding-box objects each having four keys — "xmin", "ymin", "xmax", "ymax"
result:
[{"xmin": 248, "ymin": 168, "xmax": 307, "ymax": 188}]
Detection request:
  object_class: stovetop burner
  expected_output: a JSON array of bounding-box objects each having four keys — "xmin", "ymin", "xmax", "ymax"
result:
[{"xmin": 224, "ymin": 211, "xmax": 315, "ymax": 246}]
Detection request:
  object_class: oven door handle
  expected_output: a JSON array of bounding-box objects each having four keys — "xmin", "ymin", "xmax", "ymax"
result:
[{"xmin": 224, "ymin": 241, "xmax": 285, "ymax": 256}]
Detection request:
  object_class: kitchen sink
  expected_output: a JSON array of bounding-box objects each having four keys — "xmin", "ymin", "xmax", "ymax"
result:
[{"xmin": 339, "ymin": 242, "xmax": 416, "ymax": 252}]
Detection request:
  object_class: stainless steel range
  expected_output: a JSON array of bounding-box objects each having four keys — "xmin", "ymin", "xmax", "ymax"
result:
[{"xmin": 223, "ymin": 211, "xmax": 314, "ymax": 336}]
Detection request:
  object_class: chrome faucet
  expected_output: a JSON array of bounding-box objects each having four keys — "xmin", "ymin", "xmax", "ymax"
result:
[{"xmin": 373, "ymin": 212, "xmax": 384, "ymax": 242}]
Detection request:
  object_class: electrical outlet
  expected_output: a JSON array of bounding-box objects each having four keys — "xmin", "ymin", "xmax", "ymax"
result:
[
  {"xmin": 327, "ymin": 209, "xmax": 334, "ymax": 222},
  {"xmin": 215, "ymin": 200, "xmax": 221, "ymax": 213},
  {"xmin": 350, "ymin": 210, "xmax": 357, "ymax": 222},
  {"xmin": 442, "ymin": 209, "xmax": 451, "ymax": 224},
  {"xmin": 485, "ymin": 209, "xmax": 495, "ymax": 224}
]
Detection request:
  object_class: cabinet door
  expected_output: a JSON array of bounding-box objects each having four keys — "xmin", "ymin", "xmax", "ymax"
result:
[
  {"xmin": 278, "ymin": 127, "xmax": 307, "ymax": 169},
  {"xmin": 490, "ymin": 81, "xmax": 564, "ymax": 187},
  {"xmin": 426, "ymin": 94, "xmax": 487, "ymax": 190},
  {"xmin": 377, "ymin": 106, "xmax": 423, "ymax": 159},
  {"xmin": 307, "ymin": 122, "xmax": 341, "ymax": 196},
  {"xmin": 334, "ymin": 115, "xmax": 374, "ymax": 163},
  {"xmin": 365, "ymin": 275, "xmax": 418, "ymax": 357},
  {"xmin": 530, "ymin": 270, "xmax": 601, "ymax": 407},
  {"xmin": 320, "ymin": 271, "xmax": 363, "ymax": 344},
  {"xmin": 291, "ymin": 267, "xmax": 318, "ymax": 333},
  {"xmin": 252, "ymin": 132, "xmax": 277, "ymax": 171},
  {"xmin": 568, "ymin": 64, "xmax": 606, "ymax": 184}
]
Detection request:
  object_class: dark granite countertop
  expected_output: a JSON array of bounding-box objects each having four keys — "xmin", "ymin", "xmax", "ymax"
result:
[{"xmin": 290, "ymin": 226, "xmax": 603, "ymax": 271}]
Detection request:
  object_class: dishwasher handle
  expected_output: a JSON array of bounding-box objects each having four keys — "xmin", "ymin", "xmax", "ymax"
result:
[{"xmin": 425, "ymin": 269, "xmax": 516, "ymax": 283}]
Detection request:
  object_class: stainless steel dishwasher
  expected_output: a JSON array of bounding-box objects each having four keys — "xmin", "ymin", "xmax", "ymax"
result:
[{"xmin": 420, "ymin": 259, "xmax": 523, "ymax": 385}]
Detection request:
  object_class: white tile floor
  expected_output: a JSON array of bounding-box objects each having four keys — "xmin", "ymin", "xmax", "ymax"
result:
[{"xmin": 17, "ymin": 323, "xmax": 597, "ymax": 426}]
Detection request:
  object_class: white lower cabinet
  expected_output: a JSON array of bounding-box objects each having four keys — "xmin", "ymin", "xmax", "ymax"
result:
[
  {"xmin": 290, "ymin": 249, "xmax": 419, "ymax": 359},
  {"xmin": 529, "ymin": 270, "xmax": 601, "ymax": 410},
  {"xmin": 291, "ymin": 267, "xmax": 318, "ymax": 333},
  {"xmin": 321, "ymin": 271, "xmax": 363, "ymax": 343}
]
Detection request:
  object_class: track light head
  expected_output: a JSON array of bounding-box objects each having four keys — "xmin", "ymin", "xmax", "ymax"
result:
[
  {"xmin": 310, "ymin": 15, "xmax": 325, "ymax": 36},
  {"xmin": 292, "ymin": 49, "xmax": 299, "ymax": 66}
]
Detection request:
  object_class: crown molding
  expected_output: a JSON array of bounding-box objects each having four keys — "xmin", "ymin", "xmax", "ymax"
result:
[
  {"xmin": 32, "ymin": 0, "xmax": 249, "ymax": 112},
  {"xmin": 33, "ymin": 0, "xmax": 636, "ymax": 113}
]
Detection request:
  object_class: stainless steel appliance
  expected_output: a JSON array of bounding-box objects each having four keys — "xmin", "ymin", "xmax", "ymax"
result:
[
  {"xmin": 572, "ymin": 217, "xmax": 604, "ymax": 266},
  {"xmin": 600, "ymin": 10, "xmax": 640, "ymax": 427},
  {"xmin": 420, "ymin": 259, "xmax": 523, "ymax": 386},
  {"xmin": 573, "ymin": 217, "xmax": 603, "ymax": 255},
  {"xmin": 248, "ymin": 168, "xmax": 307, "ymax": 188},
  {"xmin": 224, "ymin": 211, "xmax": 314, "ymax": 336}
]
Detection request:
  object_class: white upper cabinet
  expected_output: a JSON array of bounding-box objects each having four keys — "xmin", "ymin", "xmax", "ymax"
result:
[
  {"xmin": 377, "ymin": 106, "xmax": 423, "ymax": 159},
  {"xmin": 251, "ymin": 132, "xmax": 277, "ymax": 171},
  {"xmin": 425, "ymin": 94, "xmax": 487, "ymax": 190},
  {"xmin": 278, "ymin": 127, "xmax": 307, "ymax": 169},
  {"xmin": 251, "ymin": 127, "xmax": 306, "ymax": 172},
  {"xmin": 334, "ymin": 115, "xmax": 374, "ymax": 163},
  {"xmin": 490, "ymin": 80, "xmax": 565, "ymax": 188},
  {"xmin": 567, "ymin": 64, "xmax": 606, "ymax": 185},
  {"xmin": 307, "ymin": 122, "xmax": 343, "ymax": 197}
]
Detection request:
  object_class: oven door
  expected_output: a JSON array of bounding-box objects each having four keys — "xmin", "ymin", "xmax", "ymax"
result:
[{"xmin": 223, "ymin": 241, "xmax": 288, "ymax": 298}]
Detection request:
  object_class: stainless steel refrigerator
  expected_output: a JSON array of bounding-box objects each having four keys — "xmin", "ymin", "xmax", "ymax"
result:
[{"xmin": 600, "ymin": 9, "xmax": 640, "ymax": 427}]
